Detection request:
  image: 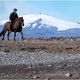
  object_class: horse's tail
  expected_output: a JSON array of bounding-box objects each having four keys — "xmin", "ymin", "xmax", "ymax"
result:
[{"xmin": 0, "ymin": 30, "xmax": 4, "ymax": 36}]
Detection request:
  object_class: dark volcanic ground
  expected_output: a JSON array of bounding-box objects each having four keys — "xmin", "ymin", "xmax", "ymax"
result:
[{"xmin": 0, "ymin": 38, "xmax": 80, "ymax": 79}]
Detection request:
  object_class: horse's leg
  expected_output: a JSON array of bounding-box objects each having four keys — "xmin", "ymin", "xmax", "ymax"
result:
[
  {"xmin": 0, "ymin": 30, "xmax": 6, "ymax": 40},
  {"xmin": 7, "ymin": 31, "xmax": 11, "ymax": 41},
  {"xmin": 21, "ymin": 31, "xmax": 24, "ymax": 40},
  {"xmin": 14, "ymin": 32, "xmax": 16, "ymax": 40},
  {"xmin": 2, "ymin": 33, "xmax": 5, "ymax": 40}
]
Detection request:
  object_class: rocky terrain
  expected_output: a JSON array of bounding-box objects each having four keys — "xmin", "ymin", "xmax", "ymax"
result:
[{"xmin": 0, "ymin": 37, "xmax": 80, "ymax": 79}]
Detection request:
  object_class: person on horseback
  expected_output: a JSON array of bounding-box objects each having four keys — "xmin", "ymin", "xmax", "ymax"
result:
[{"xmin": 9, "ymin": 8, "xmax": 18, "ymax": 30}]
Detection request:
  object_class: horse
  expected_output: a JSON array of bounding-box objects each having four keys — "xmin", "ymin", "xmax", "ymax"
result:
[{"xmin": 0, "ymin": 17, "xmax": 24, "ymax": 40}]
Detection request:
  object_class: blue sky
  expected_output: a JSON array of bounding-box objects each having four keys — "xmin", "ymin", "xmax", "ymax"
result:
[{"xmin": 0, "ymin": 0, "xmax": 80, "ymax": 22}]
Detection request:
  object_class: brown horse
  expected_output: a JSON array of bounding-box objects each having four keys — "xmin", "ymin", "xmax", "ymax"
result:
[{"xmin": 0, "ymin": 17, "xmax": 24, "ymax": 40}]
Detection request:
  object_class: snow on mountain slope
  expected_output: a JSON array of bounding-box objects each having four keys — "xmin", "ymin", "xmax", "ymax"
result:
[{"xmin": 23, "ymin": 14, "xmax": 80, "ymax": 31}]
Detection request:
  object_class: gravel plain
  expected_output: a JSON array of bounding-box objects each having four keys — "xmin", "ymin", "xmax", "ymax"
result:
[{"xmin": 0, "ymin": 38, "xmax": 80, "ymax": 79}]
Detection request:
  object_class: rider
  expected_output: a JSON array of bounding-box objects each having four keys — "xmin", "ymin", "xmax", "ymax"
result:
[{"xmin": 9, "ymin": 8, "xmax": 18, "ymax": 30}]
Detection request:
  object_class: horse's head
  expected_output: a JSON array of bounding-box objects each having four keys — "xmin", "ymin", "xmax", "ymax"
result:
[{"xmin": 18, "ymin": 17, "xmax": 24, "ymax": 26}]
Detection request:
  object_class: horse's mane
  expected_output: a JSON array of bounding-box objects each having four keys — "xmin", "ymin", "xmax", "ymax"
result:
[{"xmin": 18, "ymin": 17, "xmax": 23, "ymax": 19}]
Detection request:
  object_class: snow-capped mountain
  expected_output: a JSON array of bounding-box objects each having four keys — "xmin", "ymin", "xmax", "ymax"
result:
[
  {"xmin": 23, "ymin": 18, "xmax": 57, "ymax": 37},
  {"xmin": 22, "ymin": 14, "xmax": 80, "ymax": 37}
]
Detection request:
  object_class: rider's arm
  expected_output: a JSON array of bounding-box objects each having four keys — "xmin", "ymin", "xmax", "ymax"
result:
[{"xmin": 16, "ymin": 13, "xmax": 18, "ymax": 19}]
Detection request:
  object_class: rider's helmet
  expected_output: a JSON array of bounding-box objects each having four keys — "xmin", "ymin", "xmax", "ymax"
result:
[{"xmin": 13, "ymin": 8, "xmax": 17, "ymax": 12}]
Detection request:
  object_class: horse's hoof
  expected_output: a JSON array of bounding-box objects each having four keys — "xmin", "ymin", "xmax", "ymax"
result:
[
  {"xmin": 2, "ymin": 39, "xmax": 4, "ymax": 40},
  {"xmin": 22, "ymin": 38, "xmax": 24, "ymax": 40}
]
